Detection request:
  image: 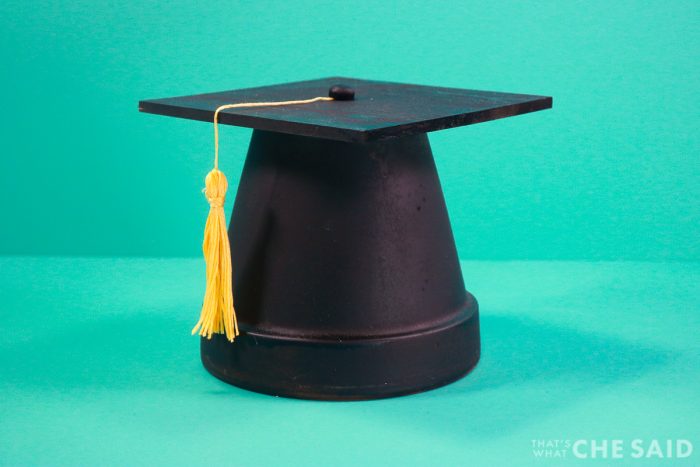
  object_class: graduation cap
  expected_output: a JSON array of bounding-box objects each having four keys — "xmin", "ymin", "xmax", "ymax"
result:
[{"xmin": 139, "ymin": 77, "xmax": 551, "ymax": 400}]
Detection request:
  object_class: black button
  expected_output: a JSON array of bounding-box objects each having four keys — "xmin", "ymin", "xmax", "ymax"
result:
[{"xmin": 329, "ymin": 85, "xmax": 355, "ymax": 101}]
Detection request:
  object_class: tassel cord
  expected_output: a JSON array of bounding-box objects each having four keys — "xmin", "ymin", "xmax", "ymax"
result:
[{"xmin": 192, "ymin": 96, "xmax": 333, "ymax": 342}]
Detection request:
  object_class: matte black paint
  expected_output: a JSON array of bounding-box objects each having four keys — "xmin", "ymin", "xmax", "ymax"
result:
[
  {"xmin": 200, "ymin": 130, "xmax": 480, "ymax": 399},
  {"xmin": 138, "ymin": 78, "xmax": 552, "ymax": 399},
  {"xmin": 139, "ymin": 77, "xmax": 551, "ymax": 142}
]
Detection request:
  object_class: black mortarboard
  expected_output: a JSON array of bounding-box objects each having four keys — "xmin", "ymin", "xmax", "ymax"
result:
[{"xmin": 139, "ymin": 77, "xmax": 551, "ymax": 400}]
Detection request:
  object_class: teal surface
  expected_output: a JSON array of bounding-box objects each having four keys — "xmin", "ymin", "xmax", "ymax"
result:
[
  {"xmin": 0, "ymin": 0, "xmax": 698, "ymax": 260},
  {"xmin": 1, "ymin": 257, "xmax": 698, "ymax": 466}
]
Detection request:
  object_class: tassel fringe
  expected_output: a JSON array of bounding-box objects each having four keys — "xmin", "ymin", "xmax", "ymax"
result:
[{"xmin": 192, "ymin": 169, "xmax": 239, "ymax": 342}]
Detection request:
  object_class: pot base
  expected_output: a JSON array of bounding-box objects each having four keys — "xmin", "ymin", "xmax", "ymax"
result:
[{"xmin": 201, "ymin": 292, "xmax": 480, "ymax": 401}]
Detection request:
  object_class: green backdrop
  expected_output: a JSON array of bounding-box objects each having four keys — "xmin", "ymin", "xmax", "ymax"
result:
[{"xmin": 1, "ymin": 0, "xmax": 697, "ymax": 261}]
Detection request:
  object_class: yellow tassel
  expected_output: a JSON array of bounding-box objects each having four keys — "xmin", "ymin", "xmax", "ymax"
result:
[
  {"xmin": 191, "ymin": 97, "xmax": 333, "ymax": 342},
  {"xmin": 191, "ymin": 168, "xmax": 239, "ymax": 342}
]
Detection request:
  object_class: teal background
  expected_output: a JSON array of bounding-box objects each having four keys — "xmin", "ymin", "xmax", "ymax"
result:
[
  {"xmin": 0, "ymin": 0, "xmax": 698, "ymax": 260},
  {"xmin": 1, "ymin": 2, "xmax": 699, "ymax": 466}
]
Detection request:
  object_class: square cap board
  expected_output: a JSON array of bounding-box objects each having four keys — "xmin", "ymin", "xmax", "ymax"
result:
[{"xmin": 139, "ymin": 77, "xmax": 552, "ymax": 143}]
